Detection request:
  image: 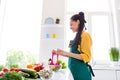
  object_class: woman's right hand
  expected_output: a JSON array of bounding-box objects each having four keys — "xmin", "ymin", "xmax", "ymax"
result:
[{"xmin": 52, "ymin": 49, "xmax": 57, "ymax": 54}]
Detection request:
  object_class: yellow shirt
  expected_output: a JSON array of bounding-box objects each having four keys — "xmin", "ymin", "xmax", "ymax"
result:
[{"xmin": 77, "ymin": 31, "xmax": 92, "ymax": 63}]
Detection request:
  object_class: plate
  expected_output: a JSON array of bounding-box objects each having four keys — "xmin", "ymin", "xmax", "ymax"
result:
[{"xmin": 45, "ymin": 17, "xmax": 54, "ymax": 24}]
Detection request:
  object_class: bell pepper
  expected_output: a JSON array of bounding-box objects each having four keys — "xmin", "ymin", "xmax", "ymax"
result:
[
  {"xmin": 27, "ymin": 64, "xmax": 34, "ymax": 69},
  {"xmin": 33, "ymin": 64, "xmax": 44, "ymax": 72},
  {"xmin": 33, "ymin": 66, "xmax": 40, "ymax": 72}
]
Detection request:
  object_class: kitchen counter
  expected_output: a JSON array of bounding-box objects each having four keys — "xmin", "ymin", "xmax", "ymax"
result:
[
  {"xmin": 28, "ymin": 65, "xmax": 120, "ymax": 80},
  {"xmin": 29, "ymin": 69, "xmax": 69, "ymax": 80},
  {"xmin": 92, "ymin": 65, "xmax": 120, "ymax": 71},
  {"xmin": 92, "ymin": 65, "xmax": 120, "ymax": 80}
]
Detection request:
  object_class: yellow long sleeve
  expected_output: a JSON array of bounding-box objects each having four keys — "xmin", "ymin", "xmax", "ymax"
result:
[{"xmin": 77, "ymin": 31, "xmax": 92, "ymax": 63}]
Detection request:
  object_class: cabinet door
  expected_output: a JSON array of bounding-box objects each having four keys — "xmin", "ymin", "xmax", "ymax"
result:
[
  {"xmin": 92, "ymin": 70, "xmax": 116, "ymax": 80},
  {"xmin": 117, "ymin": 71, "xmax": 120, "ymax": 80}
]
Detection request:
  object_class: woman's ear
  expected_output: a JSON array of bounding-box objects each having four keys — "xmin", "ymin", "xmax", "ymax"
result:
[{"xmin": 77, "ymin": 20, "xmax": 80, "ymax": 25}]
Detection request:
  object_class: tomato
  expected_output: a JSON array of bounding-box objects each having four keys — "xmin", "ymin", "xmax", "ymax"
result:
[
  {"xmin": 0, "ymin": 72, "xmax": 4, "ymax": 76},
  {"xmin": 10, "ymin": 68, "xmax": 21, "ymax": 72},
  {"xmin": 3, "ymin": 68, "xmax": 9, "ymax": 73},
  {"xmin": 14, "ymin": 68, "xmax": 21, "ymax": 72}
]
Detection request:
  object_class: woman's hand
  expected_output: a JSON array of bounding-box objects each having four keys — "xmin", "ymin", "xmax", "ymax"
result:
[
  {"xmin": 52, "ymin": 49, "xmax": 57, "ymax": 54},
  {"xmin": 57, "ymin": 49, "xmax": 69, "ymax": 57},
  {"xmin": 56, "ymin": 49, "xmax": 83, "ymax": 61}
]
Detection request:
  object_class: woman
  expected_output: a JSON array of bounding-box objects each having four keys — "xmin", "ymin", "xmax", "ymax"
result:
[{"xmin": 55, "ymin": 12, "xmax": 94, "ymax": 80}]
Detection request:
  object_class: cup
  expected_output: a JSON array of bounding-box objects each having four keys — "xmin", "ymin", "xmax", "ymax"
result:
[
  {"xmin": 46, "ymin": 34, "xmax": 49, "ymax": 38},
  {"xmin": 52, "ymin": 34, "xmax": 57, "ymax": 38}
]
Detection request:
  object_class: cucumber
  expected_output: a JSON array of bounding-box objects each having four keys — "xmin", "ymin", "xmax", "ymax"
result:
[
  {"xmin": 37, "ymin": 73, "xmax": 40, "ymax": 78},
  {"xmin": 21, "ymin": 69, "xmax": 38, "ymax": 79},
  {"xmin": 19, "ymin": 72, "xmax": 30, "ymax": 78},
  {"xmin": 29, "ymin": 74, "xmax": 38, "ymax": 79},
  {"xmin": 24, "ymin": 78, "xmax": 29, "ymax": 80}
]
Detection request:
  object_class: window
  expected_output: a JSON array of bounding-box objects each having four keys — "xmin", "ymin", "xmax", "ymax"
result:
[
  {"xmin": 91, "ymin": 15, "xmax": 111, "ymax": 60},
  {"xmin": 66, "ymin": 0, "xmax": 117, "ymax": 62},
  {"xmin": 0, "ymin": 0, "xmax": 43, "ymax": 66},
  {"xmin": 67, "ymin": 0, "xmax": 110, "ymax": 12}
]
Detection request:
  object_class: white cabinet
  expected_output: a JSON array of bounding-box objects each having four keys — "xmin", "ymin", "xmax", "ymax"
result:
[
  {"xmin": 117, "ymin": 71, "xmax": 120, "ymax": 80},
  {"xmin": 93, "ymin": 70, "xmax": 116, "ymax": 80}
]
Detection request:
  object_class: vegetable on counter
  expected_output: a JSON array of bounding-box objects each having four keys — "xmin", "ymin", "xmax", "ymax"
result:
[
  {"xmin": 39, "ymin": 69, "xmax": 52, "ymax": 79},
  {"xmin": 21, "ymin": 69, "xmax": 39, "ymax": 79},
  {"xmin": 0, "ymin": 71, "xmax": 23, "ymax": 80},
  {"xmin": 27, "ymin": 64, "xmax": 44, "ymax": 72},
  {"xmin": 33, "ymin": 64, "xmax": 44, "ymax": 72},
  {"xmin": 0, "ymin": 64, "xmax": 42, "ymax": 79},
  {"xmin": 3, "ymin": 68, "xmax": 9, "ymax": 73},
  {"xmin": 10, "ymin": 68, "xmax": 22, "ymax": 72},
  {"xmin": 0, "ymin": 72, "xmax": 4, "ymax": 77},
  {"xmin": 27, "ymin": 64, "xmax": 34, "ymax": 69},
  {"xmin": 0, "ymin": 65, "xmax": 4, "ymax": 71},
  {"xmin": 19, "ymin": 71, "xmax": 30, "ymax": 78},
  {"xmin": 49, "ymin": 59, "xmax": 67, "ymax": 72}
]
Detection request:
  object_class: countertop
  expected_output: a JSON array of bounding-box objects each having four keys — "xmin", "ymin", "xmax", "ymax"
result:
[{"xmin": 92, "ymin": 65, "xmax": 120, "ymax": 71}]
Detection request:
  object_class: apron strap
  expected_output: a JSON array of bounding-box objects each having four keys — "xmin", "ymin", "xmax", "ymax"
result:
[{"xmin": 86, "ymin": 63, "xmax": 95, "ymax": 77}]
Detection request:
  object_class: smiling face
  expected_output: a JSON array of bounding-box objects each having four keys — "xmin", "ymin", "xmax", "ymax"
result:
[{"xmin": 70, "ymin": 19, "xmax": 80, "ymax": 32}]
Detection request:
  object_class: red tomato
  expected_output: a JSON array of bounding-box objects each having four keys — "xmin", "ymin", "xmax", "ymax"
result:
[
  {"xmin": 10, "ymin": 68, "xmax": 15, "ymax": 71},
  {"xmin": 0, "ymin": 72, "xmax": 4, "ymax": 76},
  {"xmin": 10, "ymin": 68, "xmax": 21, "ymax": 72},
  {"xmin": 3, "ymin": 68, "xmax": 9, "ymax": 73},
  {"xmin": 15, "ymin": 68, "xmax": 21, "ymax": 72}
]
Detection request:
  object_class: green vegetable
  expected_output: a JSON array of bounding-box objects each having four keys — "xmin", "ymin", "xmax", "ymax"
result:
[
  {"xmin": 0, "ymin": 65, "xmax": 4, "ymax": 71},
  {"xmin": 21, "ymin": 69, "xmax": 38, "ymax": 79},
  {"xmin": 10, "ymin": 64, "xmax": 19, "ymax": 68},
  {"xmin": 37, "ymin": 72, "xmax": 40, "ymax": 78},
  {"xmin": 19, "ymin": 72, "xmax": 30, "ymax": 78},
  {"xmin": 58, "ymin": 60, "xmax": 62, "ymax": 64},
  {"xmin": 62, "ymin": 65, "xmax": 67, "ymax": 69},
  {"xmin": 61, "ymin": 62, "xmax": 67, "ymax": 69},
  {"xmin": 24, "ymin": 78, "xmax": 29, "ymax": 80},
  {"xmin": 50, "ymin": 60, "xmax": 67, "ymax": 72},
  {"xmin": 0, "ymin": 71, "xmax": 23, "ymax": 80},
  {"xmin": 62, "ymin": 62, "xmax": 65, "ymax": 66}
]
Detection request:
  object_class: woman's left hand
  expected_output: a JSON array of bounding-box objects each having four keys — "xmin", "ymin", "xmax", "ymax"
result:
[{"xmin": 57, "ymin": 49, "xmax": 69, "ymax": 57}]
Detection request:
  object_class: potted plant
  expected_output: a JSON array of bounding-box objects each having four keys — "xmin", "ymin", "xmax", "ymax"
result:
[
  {"xmin": 109, "ymin": 47, "xmax": 120, "ymax": 61},
  {"xmin": 55, "ymin": 18, "xmax": 60, "ymax": 24}
]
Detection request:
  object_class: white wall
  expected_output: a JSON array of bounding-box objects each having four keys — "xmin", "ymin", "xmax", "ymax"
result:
[{"xmin": 42, "ymin": 0, "xmax": 66, "ymax": 25}]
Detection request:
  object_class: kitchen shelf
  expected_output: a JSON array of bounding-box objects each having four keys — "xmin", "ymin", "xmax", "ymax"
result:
[
  {"xmin": 41, "ymin": 38, "xmax": 64, "ymax": 40},
  {"xmin": 40, "ymin": 25, "xmax": 64, "ymax": 39},
  {"xmin": 40, "ymin": 24, "xmax": 65, "ymax": 62},
  {"xmin": 41, "ymin": 24, "xmax": 64, "ymax": 28}
]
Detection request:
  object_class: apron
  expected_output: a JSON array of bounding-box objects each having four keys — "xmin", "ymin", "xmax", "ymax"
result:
[{"xmin": 68, "ymin": 41, "xmax": 95, "ymax": 80}]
